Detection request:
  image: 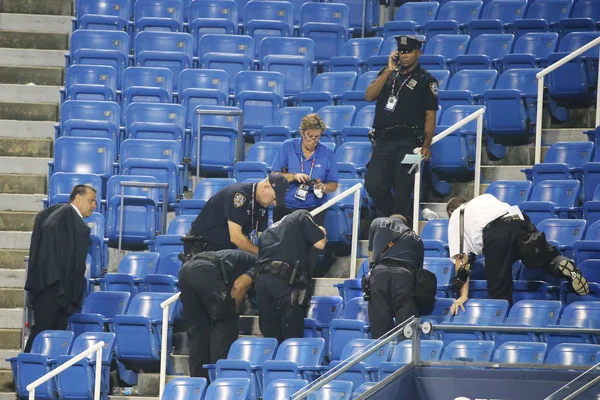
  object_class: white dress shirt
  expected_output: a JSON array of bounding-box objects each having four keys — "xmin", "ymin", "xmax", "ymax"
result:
[
  {"xmin": 71, "ymin": 203, "xmax": 83, "ymax": 219},
  {"xmin": 448, "ymin": 194, "xmax": 522, "ymax": 261}
]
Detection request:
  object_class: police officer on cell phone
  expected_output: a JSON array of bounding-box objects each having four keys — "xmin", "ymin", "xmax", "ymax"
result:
[{"xmin": 364, "ymin": 35, "xmax": 438, "ymax": 227}]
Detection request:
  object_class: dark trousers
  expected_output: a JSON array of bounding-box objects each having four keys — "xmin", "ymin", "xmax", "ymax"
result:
[
  {"xmin": 365, "ymin": 140, "xmax": 416, "ymax": 224},
  {"xmin": 255, "ymin": 273, "xmax": 307, "ymax": 344},
  {"xmin": 368, "ymin": 266, "xmax": 418, "ymax": 339},
  {"xmin": 273, "ymin": 205, "xmax": 326, "ymax": 226},
  {"xmin": 25, "ymin": 288, "xmax": 69, "ymax": 353},
  {"xmin": 178, "ymin": 264, "xmax": 238, "ymax": 379}
]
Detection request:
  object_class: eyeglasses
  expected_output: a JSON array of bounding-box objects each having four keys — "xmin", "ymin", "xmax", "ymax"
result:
[{"xmin": 303, "ymin": 134, "xmax": 322, "ymax": 142}]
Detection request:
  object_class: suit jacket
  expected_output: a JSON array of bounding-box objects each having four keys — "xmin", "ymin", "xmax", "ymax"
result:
[{"xmin": 24, "ymin": 203, "xmax": 91, "ymax": 314}]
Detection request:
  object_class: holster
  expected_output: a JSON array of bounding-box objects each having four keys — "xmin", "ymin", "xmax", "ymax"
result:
[
  {"xmin": 291, "ymin": 282, "xmax": 314, "ymax": 307},
  {"xmin": 181, "ymin": 234, "xmax": 211, "ymax": 257},
  {"xmin": 259, "ymin": 260, "xmax": 307, "ymax": 285}
]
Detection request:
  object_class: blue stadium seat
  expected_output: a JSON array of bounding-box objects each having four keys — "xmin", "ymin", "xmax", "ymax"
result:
[
  {"xmin": 121, "ymin": 67, "xmax": 174, "ymax": 117},
  {"xmin": 179, "ymin": 69, "xmax": 230, "ymax": 127},
  {"xmin": 340, "ymin": 105, "xmax": 375, "ymax": 143},
  {"xmin": 328, "ymin": 297, "xmax": 370, "ymax": 361},
  {"xmin": 537, "ymin": 218, "xmax": 586, "ymax": 259},
  {"xmin": 424, "ymin": 258, "xmax": 455, "ymax": 297},
  {"xmin": 134, "ymin": 31, "xmax": 193, "ymax": 92},
  {"xmin": 365, "ymin": 34, "xmax": 426, "ymax": 72},
  {"xmin": 430, "ymin": 70, "xmax": 451, "ymax": 90},
  {"xmin": 327, "ymin": 339, "xmax": 392, "ymax": 389},
  {"xmin": 55, "ymin": 332, "xmax": 116, "ymax": 400},
  {"xmin": 133, "ymin": 0, "xmax": 184, "ymax": 34},
  {"xmin": 438, "ymin": 69, "xmax": 497, "ymax": 111},
  {"xmin": 493, "ymin": 342, "xmax": 547, "ymax": 364},
  {"xmin": 50, "ymin": 137, "xmax": 116, "ymax": 186},
  {"xmin": 333, "ymin": 279, "xmax": 363, "ymax": 305},
  {"xmin": 45, "ymin": 172, "xmax": 103, "ymax": 210},
  {"xmin": 231, "ymin": 142, "xmax": 282, "ymax": 182},
  {"xmin": 146, "ymin": 214, "xmax": 194, "ymax": 257},
  {"xmin": 260, "ymin": 106, "xmax": 314, "ymax": 142},
  {"xmin": 583, "ymin": 162, "xmax": 600, "ymax": 203},
  {"xmin": 418, "ymin": 34, "xmax": 470, "ymax": 72},
  {"xmin": 74, "ymin": 0, "xmax": 131, "ymax": 32},
  {"xmin": 519, "ymin": 179, "xmax": 582, "ymax": 226},
  {"xmin": 309, "ymin": 381, "xmax": 354, "ymax": 400},
  {"xmin": 62, "ymin": 65, "xmax": 118, "ymax": 103},
  {"xmin": 583, "ymin": 184, "xmax": 600, "ymax": 225},
  {"xmin": 197, "ymin": 34, "xmax": 254, "ymax": 91},
  {"xmin": 441, "ymin": 340, "xmax": 495, "ymax": 362},
  {"xmin": 485, "ymin": 180, "xmax": 532, "ymax": 205},
  {"xmin": 556, "ymin": 0, "xmax": 600, "ymax": 39},
  {"xmin": 262, "ymin": 379, "xmax": 308, "ymax": 400},
  {"xmin": 335, "ymin": 142, "xmax": 370, "ymax": 178},
  {"xmin": 67, "ymin": 30, "xmax": 129, "ymax": 89},
  {"xmin": 204, "ymin": 378, "xmax": 251, "ymax": 400},
  {"xmin": 484, "ymin": 68, "xmax": 540, "ymax": 138},
  {"xmin": 297, "ymin": 72, "xmax": 357, "ymax": 111},
  {"xmin": 244, "ymin": 0, "xmax": 294, "ymax": 59},
  {"xmin": 382, "ymin": 1, "xmax": 439, "ymax": 36},
  {"xmin": 453, "ymin": 33, "xmax": 514, "ymax": 71},
  {"xmin": 329, "ymin": 0, "xmax": 377, "ymax": 35},
  {"xmin": 546, "ymin": 343, "xmax": 600, "ymax": 366},
  {"xmin": 101, "ymin": 251, "xmax": 160, "ymax": 295},
  {"xmin": 467, "ymin": 0, "xmax": 527, "ymax": 38},
  {"xmin": 188, "ymin": 0, "xmax": 238, "ymax": 42},
  {"xmin": 84, "ymin": 211, "xmax": 108, "ymax": 278},
  {"xmin": 144, "ymin": 252, "xmax": 182, "ymax": 293},
  {"xmin": 512, "ymin": 0, "xmax": 573, "ymax": 41},
  {"xmin": 261, "ymin": 338, "xmax": 326, "ymax": 394},
  {"xmin": 119, "ymin": 139, "xmax": 184, "ymax": 204},
  {"xmin": 300, "ymin": 2, "xmax": 350, "ymax": 63},
  {"xmin": 545, "ymin": 301, "xmax": 600, "ymax": 349},
  {"xmin": 190, "ymin": 105, "xmax": 242, "ymax": 175},
  {"xmin": 178, "ymin": 178, "xmax": 235, "ymax": 215},
  {"xmin": 318, "ymin": 105, "xmax": 356, "ymax": 143},
  {"xmin": 68, "ymin": 291, "xmax": 130, "ymax": 337},
  {"xmin": 304, "ymin": 296, "xmax": 344, "ymax": 346},
  {"xmin": 578, "ymin": 260, "xmax": 600, "ymax": 285},
  {"xmin": 56, "ymin": 100, "xmax": 121, "ymax": 144},
  {"xmin": 378, "ymin": 340, "xmax": 443, "ymax": 379},
  {"xmin": 340, "ymin": 71, "xmax": 377, "ymax": 112},
  {"xmin": 560, "ymin": 282, "xmax": 600, "ymax": 304},
  {"xmin": 259, "ymin": 37, "xmax": 316, "ymax": 101},
  {"xmin": 329, "ymin": 38, "xmax": 384, "ymax": 74},
  {"xmin": 523, "ymin": 141, "xmax": 594, "ymax": 186},
  {"xmin": 11, "ymin": 331, "xmax": 74, "ymax": 399},
  {"xmin": 502, "ymin": 32, "xmax": 559, "ymax": 70},
  {"xmin": 105, "ymin": 175, "xmax": 160, "ymax": 247},
  {"xmin": 572, "ymin": 220, "xmax": 600, "ymax": 266},
  {"xmin": 420, "ymin": 219, "xmax": 449, "ymax": 257},
  {"xmin": 423, "ymin": 1, "xmax": 483, "ymax": 39},
  {"xmin": 162, "ymin": 377, "xmax": 208, "ymax": 400},
  {"xmin": 466, "ymin": 280, "xmax": 554, "ymax": 302},
  {"xmin": 426, "ymin": 298, "xmax": 455, "ymax": 319},
  {"xmin": 435, "ymin": 299, "xmax": 509, "ymax": 342},
  {"xmin": 323, "ymin": 179, "xmax": 364, "ymax": 246},
  {"xmin": 234, "ymin": 71, "xmax": 285, "ymax": 134}
]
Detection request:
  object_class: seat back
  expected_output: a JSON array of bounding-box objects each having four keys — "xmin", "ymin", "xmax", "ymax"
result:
[
  {"xmin": 318, "ymin": 105, "xmax": 356, "ymax": 131},
  {"xmin": 429, "ymin": 70, "xmax": 450, "ymax": 90},
  {"xmin": 577, "ymin": 260, "xmax": 600, "ymax": 285},
  {"xmin": 300, "ymin": 2, "xmax": 350, "ymax": 28},
  {"xmin": 272, "ymin": 106, "xmax": 314, "ymax": 130},
  {"xmin": 571, "ymin": 0, "xmax": 600, "ymax": 19},
  {"xmin": 439, "ymin": 105, "xmax": 485, "ymax": 131},
  {"xmin": 543, "ymin": 141, "xmax": 594, "ymax": 167},
  {"xmin": 106, "ymin": 175, "xmax": 160, "ymax": 200},
  {"xmin": 198, "ymin": 33, "xmax": 255, "ymax": 59},
  {"xmin": 512, "ymin": 32, "xmax": 559, "ymax": 57},
  {"xmin": 422, "ymin": 34, "xmax": 470, "ymax": 57},
  {"xmin": 449, "ymin": 299, "xmax": 509, "ymax": 325},
  {"xmin": 262, "ymin": 379, "xmax": 308, "ymax": 400},
  {"xmin": 395, "ymin": 1, "xmax": 439, "ymax": 24},
  {"xmin": 204, "ymin": 378, "xmax": 251, "ymax": 400},
  {"xmin": 529, "ymin": 179, "xmax": 580, "ymax": 206},
  {"xmin": 81, "ymin": 291, "xmax": 131, "ymax": 317},
  {"xmin": 547, "ymin": 343, "xmax": 600, "ymax": 366},
  {"xmin": 420, "ymin": 219, "xmax": 449, "ymax": 241},
  {"xmin": 275, "ymin": 338, "xmax": 326, "ymax": 365},
  {"xmin": 306, "ymin": 296, "xmax": 344, "ymax": 324},
  {"xmin": 354, "ymin": 71, "xmax": 378, "ymax": 92},
  {"xmin": 485, "ymin": 180, "xmax": 532, "ymax": 205},
  {"xmin": 342, "ymin": 297, "xmax": 370, "ymax": 322},
  {"xmin": 310, "ymin": 72, "xmax": 357, "ymax": 95},
  {"xmin": 244, "ymin": 0, "xmax": 294, "ymax": 28},
  {"xmin": 188, "ymin": 0, "xmax": 238, "ymax": 26},
  {"xmin": 560, "ymin": 301, "xmax": 600, "ymax": 327},
  {"xmin": 234, "ymin": 71, "xmax": 285, "ymax": 99},
  {"xmin": 353, "ymin": 105, "xmax": 375, "ymax": 127},
  {"xmin": 162, "ymin": 377, "xmax": 207, "ymax": 400},
  {"xmin": 59, "ymin": 100, "xmax": 121, "ymax": 129},
  {"xmin": 155, "ymin": 252, "xmax": 182, "ymax": 276},
  {"xmin": 466, "ymin": 33, "xmax": 514, "ymax": 58},
  {"xmin": 69, "ymin": 332, "xmax": 116, "ymax": 362},
  {"xmin": 423, "ymin": 258, "xmax": 454, "ymax": 287},
  {"xmin": 537, "ymin": 218, "xmax": 586, "ymax": 246},
  {"xmin": 123, "ymin": 66, "xmax": 173, "ymax": 92},
  {"xmin": 441, "ymin": 340, "xmax": 494, "ymax": 362},
  {"xmin": 167, "ymin": 215, "xmax": 196, "ymax": 235},
  {"xmin": 245, "ymin": 142, "xmax": 283, "ymax": 163},
  {"xmin": 480, "ymin": 0, "xmax": 526, "ymax": 23},
  {"xmin": 30, "ymin": 330, "xmax": 75, "ymax": 357},
  {"xmin": 120, "ymin": 138, "xmax": 182, "ymax": 164},
  {"xmin": 134, "ymin": 30, "xmax": 193, "ymax": 58},
  {"xmin": 524, "ymin": 0, "xmax": 573, "ymax": 21},
  {"xmin": 126, "ymin": 293, "xmax": 176, "ymax": 321},
  {"xmin": 335, "ymin": 142, "xmax": 371, "ymax": 168},
  {"xmin": 309, "ymin": 381, "xmax": 354, "ymax": 399},
  {"xmin": 65, "ymin": 65, "xmax": 118, "ymax": 100},
  {"xmin": 493, "ymin": 342, "xmax": 547, "ymax": 364},
  {"xmin": 259, "ymin": 36, "xmax": 316, "ymax": 61},
  {"xmin": 125, "ymin": 102, "xmax": 185, "ymax": 133},
  {"xmin": 118, "ymin": 252, "xmax": 160, "ymax": 276},
  {"xmin": 53, "ymin": 137, "xmax": 116, "ymax": 177},
  {"xmin": 70, "ymin": 29, "xmax": 130, "ymax": 56},
  {"xmin": 584, "ymin": 220, "xmax": 600, "ymax": 240},
  {"xmin": 436, "ymin": 0, "xmax": 483, "ymax": 23},
  {"xmin": 75, "ymin": 0, "xmax": 131, "ymax": 25},
  {"xmin": 340, "ymin": 339, "xmax": 391, "ymax": 367},
  {"xmin": 192, "ymin": 178, "xmax": 236, "ymax": 200},
  {"xmin": 447, "ymin": 69, "xmax": 498, "ymax": 92},
  {"xmin": 340, "ymin": 38, "xmax": 384, "ymax": 59},
  {"xmin": 133, "ymin": 0, "xmax": 184, "ymax": 22},
  {"xmin": 179, "ymin": 68, "xmax": 229, "ymax": 96},
  {"xmin": 495, "ymin": 68, "xmax": 541, "ymax": 93},
  {"xmin": 48, "ymin": 172, "xmax": 103, "ymax": 208},
  {"xmin": 227, "ymin": 337, "xmax": 279, "ymax": 363},
  {"xmin": 507, "ymin": 300, "xmax": 562, "ymax": 326},
  {"xmin": 557, "ymin": 31, "xmax": 600, "ymax": 57},
  {"xmin": 389, "ymin": 340, "xmax": 444, "ymax": 363}
]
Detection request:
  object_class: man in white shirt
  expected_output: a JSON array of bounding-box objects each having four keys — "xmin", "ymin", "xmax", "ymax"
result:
[{"xmin": 446, "ymin": 194, "xmax": 589, "ymax": 315}]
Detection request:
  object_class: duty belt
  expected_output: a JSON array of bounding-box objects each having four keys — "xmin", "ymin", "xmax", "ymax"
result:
[
  {"xmin": 375, "ymin": 124, "xmax": 423, "ymax": 142},
  {"xmin": 259, "ymin": 260, "xmax": 306, "ymax": 285}
]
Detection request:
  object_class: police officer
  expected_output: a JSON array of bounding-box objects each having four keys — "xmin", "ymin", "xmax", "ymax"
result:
[
  {"xmin": 364, "ymin": 35, "xmax": 438, "ymax": 226},
  {"xmin": 255, "ymin": 209, "xmax": 327, "ymax": 343},
  {"xmin": 178, "ymin": 249, "xmax": 258, "ymax": 379},
  {"xmin": 366, "ymin": 214, "xmax": 424, "ymax": 339},
  {"xmin": 184, "ymin": 174, "xmax": 290, "ymax": 256}
]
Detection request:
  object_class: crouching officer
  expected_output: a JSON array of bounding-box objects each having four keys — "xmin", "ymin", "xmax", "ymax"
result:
[
  {"xmin": 255, "ymin": 209, "xmax": 328, "ymax": 343},
  {"xmin": 178, "ymin": 249, "xmax": 258, "ymax": 379}
]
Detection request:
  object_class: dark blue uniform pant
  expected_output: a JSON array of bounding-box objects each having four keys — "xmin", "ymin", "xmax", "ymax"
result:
[{"xmin": 255, "ymin": 273, "xmax": 307, "ymax": 344}]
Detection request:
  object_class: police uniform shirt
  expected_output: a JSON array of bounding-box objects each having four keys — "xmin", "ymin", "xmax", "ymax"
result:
[
  {"xmin": 372, "ymin": 64, "xmax": 439, "ymax": 131},
  {"xmin": 368, "ymin": 217, "xmax": 424, "ymax": 270},
  {"xmin": 258, "ymin": 209, "xmax": 325, "ymax": 268},
  {"xmin": 447, "ymin": 194, "xmax": 523, "ymax": 261},
  {"xmin": 190, "ymin": 183, "xmax": 268, "ymax": 249},
  {"xmin": 191, "ymin": 249, "xmax": 258, "ymax": 286}
]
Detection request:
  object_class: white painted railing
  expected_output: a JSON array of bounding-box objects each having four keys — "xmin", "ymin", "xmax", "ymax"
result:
[
  {"xmin": 27, "ymin": 340, "xmax": 104, "ymax": 400},
  {"xmin": 412, "ymin": 108, "xmax": 486, "ymax": 232},
  {"xmin": 534, "ymin": 36, "xmax": 600, "ymax": 164},
  {"xmin": 159, "ymin": 291, "xmax": 180, "ymax": 399}
]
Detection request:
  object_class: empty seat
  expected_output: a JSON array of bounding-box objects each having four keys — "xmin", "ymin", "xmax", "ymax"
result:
[
  {"xmin": 133, "ymin": 0, "xmax": 184, "ymax": 34},
  {"xmin": 547, "ymin": 343, "xmax": 600, "ymax": 366},
  {"xmin": 260, "ymin": 106, "xmax": 314, "ymax": 142},
  {"xmin": 512, "ymin": 0, "xmax": 573, "ymax": 41},
  {"xmin": 453, "ymin": 33, "xmax": 514, "ymax": 71},
  {"xmin": 340, "ymin": 71, "xmax": 377, "ymax": 112},
  {"xmin": 318, "ymin": 105, "xmax": 356, "ymax": 142},
  {"xmin": 502, "ymin": 32, "xmax": 559, "ymax": 70},
  {"xmin": 45, "ymin": 172, "xmax": 103, "ymax": 210},
  {"xmin": 524, "ymin": 141, "xmax": 594, "ymax": 186},
  {"xmin": 50, "ymin": 137, "xmax": 116, "ymax": 184},
  {"xmin": 537, "ymin": 218, "xmax": 586, "ymax": 259},
  {"xmin": 383, "ymin": 1, "xmax": 439, "ymax": 36},
  {"xmin": 121, "ymin": 67, "xmax": 174, "ymax": 116},
  {"xmin": 62, "ymin": 65, "xmax": 118, "ymax": 103},
  {"xmin": 424, "ymin": 258, "xmax": 455, "ymax": 297},
  {"xmin": 74, "ymin": 0, "xmax": 131, "ymax": 32},
  {"xmin": 418, "ymin": 34, "xmax": 470, "ymax": 72},
  {"xmin": 438, "ymin": 69, "xmax": 497, "ymax": 111},
  {"xmin": 493, "ymin": 342, "xmax": 547, "ymax": 364},
  {"xmin": 545, "ymin": 301, "xmax": 600, "ymax": 349},
  {"xmin": 244, "ymin": 0, "xmax": 294, "ymax": 59},
  {"xmin": 583, "ymin": 184, "xmax": 600, "ymax": 226},
  {"xmin": 467, "ymin": 0, "xmax": 527, "ymax": 38},
  {"xmin": 178, "ymin": 178, "xmax": 235, "ymax": 215},
  {"xmin": 124, "ymin": 103, "xmax": 186, "ymax": 156},
  {"xmin": 300, "ymin": 2, "xmax": 350, "ymax": 62},
  {"xmin": 188, "ymin": 0, "xmax": 238, "ymax": 42},
  {"xmin": 423, "ymin": 1, "xmax": 483, "ymax": 39},
  {"xmin": 329, "ymin": 38, "xmax": 384, "ymax": 74},
  {"xmin": 328, "ymin": 297, "xmax": 370, "ymax": 361},
  {"xmin": 68, "ymin": 291, "xmax": 130, "ymax": 337},
  {"xmin": 572, "ymin": 220, "xmax": 600, "ymax": 266},
  {"xmin": 197, "ymin": 34, "xmax": 254, "ymax": 91},
  {"xmin": 84, "ymin": 211, "xmax": 108, "ymax": 278},
  {"xmin": 145, "ymin": 252, "xmax": 182, "ymax": 293},
  {"xmin": 204, "ymin": 378, "xmax": 251, "ymax": 400},
  {"xmin": 519, "ymin": 180, "xmax": 581, "ymax": 226},
  {"xmin": 429, "ymin": 69, "xmax": 451, "ymax": 91},
  {"xmin": 485, "ymin": 180, "xmax": 532, "ymax": 205},
  {"xmin": 101, "ymin": 251, "xmax": 160, "ymax": 294},
  {"xmin": 434, "ymin": 299, "xmax": 509, "ymax": 342},
  {"xmin": 556, "ymin": 0, "xmax": 600, "ymax": 39},
  {"xmin": 378, "ymin": 340, "xmax": 443, "ymax": 379},
  {"xmin": 340, "ymin": 105, "xmax": 375, "ymax": 143},
  {"xmin": 179, "ymin": 69, "xmax": 230, "ymax": 127},
  {"xmin": 235, "ymin": 71, "xmax": 285, "ymax": 133},
  {"xmin": 230, "ymin": 141, "xmax": 282, "ymax": 182},
  {"xmin": 335, "ymin": 142, "xmax": 370, "ymax": 178},
  {"xmin": 162, "ymin": 377, "xmax": 208, "ymax": 400},
  {"xmin": 441, "ymin": 340, "xmax": 495, "ymax": 362},
  {"xmin": 304, "ymin": 296, "xmax": 344, "ymax": 345},
  {"xmin": 323, "ymin": 179, "xmax": 364, "ymax": 246},
  {"xmin": 297, "ymin": 72, "xmax": 357, "ymax": 111},
  {"xmin": 56, "ymin": 100, "xmax": 121, "ymax": 144},
  {"xmin": 326, "ymin": 339, "xmax": 392, "ymax": 389},
  {"xmin": 309, "ymin": 381, "xmax": 354, "ymax": 400},
  {"xmin": 262, "ymin": 379, "xmax": 308, "ymax": 400},
  {"xmin": 421, "ymin": 219, "xmax": 449, "ymax": 257}
]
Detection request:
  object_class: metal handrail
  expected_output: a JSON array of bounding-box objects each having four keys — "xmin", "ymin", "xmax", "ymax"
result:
[
  {"xmin": 424, "ymin": 321, "xmax": 600, "ymax": 335},
  {"xmin": 22, "ymin": 256, "xmax": 30, "ymax": 351},
  {"xmin": 310, "ymin": 182, "xmax": 363, "ymax": 278},
  {"xmin": 545, "ymin": 361, "xmax": 600, "ymax": 400},
  {"xmin": 534, "ymin": 36, "xmax": 600, "ymax": 164},
  {"xmin": 412, "ymin": 108, "xmax": 486, "ymax": 231},
  {"xmin": 194, "ymin": 108, "xmax": 244, "ymax": 191},
  {"xmin": 27, "ymin": 340, "xmax": 104, "ymax": 400},
  {"xmin": 159, "ymin": 291, "xmax": 181, "ymax": 399},
  {"xmin": 117, "ymin": 181, "xmax": 169, "ymax": 266}
]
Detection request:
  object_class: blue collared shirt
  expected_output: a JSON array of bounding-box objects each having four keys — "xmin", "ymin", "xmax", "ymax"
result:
[{"xmin": 271, "ymin": 138, "xmax": 339, "ymax": 209}]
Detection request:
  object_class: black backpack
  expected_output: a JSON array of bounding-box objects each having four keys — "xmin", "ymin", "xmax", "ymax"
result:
[{"xmin": 414, "ymin": 268, "xmax": 437, "ymax": 315}]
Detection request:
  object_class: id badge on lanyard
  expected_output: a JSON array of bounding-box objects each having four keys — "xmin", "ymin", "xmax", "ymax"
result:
[
  {"xmin": 385, "ymin": 72, "xmax": 411, "ymax": 113},
  {"xmin": 248, "ymin": 183, "xmax": 259, "ymax": 243},
  {"xmin": 295, "ymin": 156, "xmax": 316, "ymax": 202}
]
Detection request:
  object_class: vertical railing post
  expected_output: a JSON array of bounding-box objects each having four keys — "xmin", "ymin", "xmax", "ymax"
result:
[
  {"xmin": 159, "ymin": 304, "xmax": 170, "ymax": 399},
  {"xmin": 22, "ymin": 256, "xmax": 30, "ymax": 351},
  {"xmin": 412, "ymin": 163, "xmax": 421, "ymax": 233},
  {"xmin": 117, "ymin": 184, "xmax": 125, "ymax": 266},
  {"xmin": 94, "ymin": 347, "xmax": 102, "ymax": 400},
  {"xmin": 28, "ymin": 388, "xmax": 35, "ymax": 400},
  {"xmin": 535, "ymin": 75, "xmax": 544, "ymax": 165},
  {"xmin": 474, "ymin": 113, "xmax": 484, "ymax": 197},
  {"xmin": 350, "ymin": 189, "xmax": 361, "ymax": 278},
  {"xmin": 361, "ymin": 0, "xmax": 367, "ymax": 38},
  {"xmin": 195, "ymin": 113, "xmax": 202, "ymax": 192}
]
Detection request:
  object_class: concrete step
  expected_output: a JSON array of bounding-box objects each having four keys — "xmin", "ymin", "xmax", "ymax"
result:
[
  {"xmin": 0, "ymin": 85, "xmax": 61, "ymax": 104},
  {"xmin": 0, "ymin": 157, "xmax": 50, "ymax": 175},
  {"xmin": 0, "ymin": 309, "xmax": 23, "ymax": 330},
  {"xmin": 0, "ymin": 350, "xmax": 19, "ymax": 370},
  {"xmin": 0, "ymin": 269, "xmax": 26, "ymax": 288},
  {"xmin": 0, "ymin": 329, "xmax": 21, "ymax": 351},
  {"xmin": 0, "ymin": 101, "xmax": 58, "ymax": 121},
  {"xmin": 0, "ymin": 212, "xmax": 35, "ymax": 232},
  {"xmin": 543, "ymin": 128, "xmax": 589, "ymax": 145},
  {"xmin": 0, "ymin": 0, "xmax": 73, "ymax": 16},
  {"xmin": 323, "ymin": 255, "xmax": 366, "ymax": 279},
  {"xmin": 0, "ymin": 289, "xmax": 25, "ymax": 309},
  {"xmin": 0, "ymin": 121, "xmax": 55, "ymax": 140},
  {"xmin": 0, "ymin": 174, "xmax": 47, "ymax": 194},
  {"xmin": 0, "ymin": 194, "xmax": 44, "ymax": 212},
  {"xmin": 314, "ymin": 277, "xmax": 345, "ymax": 297},
  {"xmin": 0, "ymin": 66, "xmax": 63, "ymax": 86},
  {"xmin": 0, "ymin": 14, "xmax": 72, "ymax": 34},
  {"xmin": 0, "ymin": 31, "xmax": 68, "ymax": 51},
  {"xmin": 0, "ymin": 251, "xmax": 27, "ymax": 270},
  {"xmin": 0, "ymin": 49, "xmax": 66, "ymax": 68},
  {"xmin": 0, "ymin": 370, "xmax": 13, "ymax": 392},
  {"xmin": 481, "ymin": 165, "xmax": 527, "ymax": 183},
  {"xmin": 0, "ymin": 232, "xmax": 32, "ymax": 250},
  {"xmin": 0, "ymin": 137, "xmax": 52, "ymax": 158}
]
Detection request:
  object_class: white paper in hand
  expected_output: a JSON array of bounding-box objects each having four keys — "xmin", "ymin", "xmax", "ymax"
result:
[{"xmin": 401, "ymin": 153, "xmax": 424, "ymax": 165}]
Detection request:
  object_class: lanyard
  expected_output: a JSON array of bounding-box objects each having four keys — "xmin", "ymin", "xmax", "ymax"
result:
[
  {"xmin": 390, "ymin": 72, "xmax": 412, "ymax": 98},
  {"xmin": 250, "ymin": 183, "xmax": 258, "ymax": 234},
  {"xmin": 300, "ymin": 156, "xmax": 317, "ymax": 178}
]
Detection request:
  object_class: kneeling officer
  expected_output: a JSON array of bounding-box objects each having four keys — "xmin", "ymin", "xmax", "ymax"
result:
[{"xmin": 178, "ymin": 249, "xmax": 258, "ymax": 379}]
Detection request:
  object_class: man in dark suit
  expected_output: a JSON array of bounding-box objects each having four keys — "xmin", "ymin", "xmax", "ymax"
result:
[{"xmin": 24, "ymin": 185, "xmax": 96, "ymax": 352}]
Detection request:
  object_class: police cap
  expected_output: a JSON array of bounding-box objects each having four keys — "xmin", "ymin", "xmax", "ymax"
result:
[{"xmin": 395, "ymin": 35, "xmax": 423, "ymax": 52}]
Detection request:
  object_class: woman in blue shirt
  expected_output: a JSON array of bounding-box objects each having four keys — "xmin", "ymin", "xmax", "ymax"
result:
[{"xmin": 271, "ymin": 113, "xmax": 339, "ymax": 225}]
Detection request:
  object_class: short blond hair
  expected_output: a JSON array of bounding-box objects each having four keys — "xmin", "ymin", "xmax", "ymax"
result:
[{"xmin": 300, "ymin": 113, "xmax": 326, "ymax": 134}]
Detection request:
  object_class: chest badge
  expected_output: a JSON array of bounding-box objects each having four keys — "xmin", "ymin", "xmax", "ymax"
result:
[
  {"xmin": 233, "ymin": 193, "xmax": 246, "ymax": 208},
  {"xmin": 407, "ymin": 79, "xmax": 418, "ymax": 90}
]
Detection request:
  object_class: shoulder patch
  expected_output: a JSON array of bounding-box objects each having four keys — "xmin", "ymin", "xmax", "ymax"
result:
[
  {"xmin": 429, "ymin": 82, "xmax": 438, "ymax": 97},
  {"xmin": 233, "ymin": 192, "xmax": 246, "ymax": 208}
]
